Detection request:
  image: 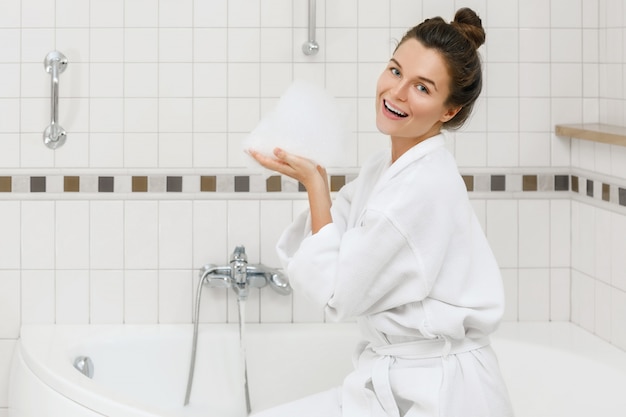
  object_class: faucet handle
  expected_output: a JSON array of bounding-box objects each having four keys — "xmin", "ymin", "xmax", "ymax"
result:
[
  {"xmin": 230, "ymin": 245, "xmax": 247, "ymax": 263},
  {"xmin": 268, "ymin": 271, "xmax": 291, "ymax": 295}
]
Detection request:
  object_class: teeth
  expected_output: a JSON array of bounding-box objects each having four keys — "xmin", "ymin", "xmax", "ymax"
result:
[{"xmin": 384, "ymin": 100, "xmax": 407, "ymax": 117}]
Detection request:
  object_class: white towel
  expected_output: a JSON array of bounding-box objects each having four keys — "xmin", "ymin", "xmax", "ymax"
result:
[{"xmin": 242, "ymin": 80, "xmax": 349, "ymax": 177}]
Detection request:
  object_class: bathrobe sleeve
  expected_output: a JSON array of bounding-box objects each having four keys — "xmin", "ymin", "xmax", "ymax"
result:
[{"xmin": 277, "ymin": 151, "xmax": 465, "ymax": 322}]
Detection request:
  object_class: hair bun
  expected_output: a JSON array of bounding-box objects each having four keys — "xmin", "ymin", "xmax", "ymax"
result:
[{"xmin": 452, "ymin": 8, "xmax": 485, "ymax": 50}]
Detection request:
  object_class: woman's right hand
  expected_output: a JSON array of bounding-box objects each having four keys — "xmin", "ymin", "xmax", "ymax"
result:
[
  {"xmin": 248, "ymin": 148, "xmax": 332, "ymax": 233},
  {"xmin": 247, "ymin": 148, "xmax": 328, "ymax": 193}
]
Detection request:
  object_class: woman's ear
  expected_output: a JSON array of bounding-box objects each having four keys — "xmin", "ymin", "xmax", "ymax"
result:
[{"xmin": 440, "ymin": 106, "xmax": 462, "ymax": 123}]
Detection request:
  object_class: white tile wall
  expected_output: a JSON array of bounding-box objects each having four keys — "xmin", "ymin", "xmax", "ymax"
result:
[{"xmin": 2, "ymin": 0, "xmax": 626, "ymax": 410}]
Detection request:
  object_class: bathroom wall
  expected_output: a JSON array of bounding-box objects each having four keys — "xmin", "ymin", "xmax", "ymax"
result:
[
  {"xmin": 1, "ymin": 0, "xmax": 625, "ymax": 412},
  {"xmin": 565, "ymin": 0, "xmax": 626, "ymax": 351}
]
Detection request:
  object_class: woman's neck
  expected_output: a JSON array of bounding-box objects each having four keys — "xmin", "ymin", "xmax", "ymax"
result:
[{"xmin": 390, "ymin": 129, "xmax": 442, "ymax": 163}]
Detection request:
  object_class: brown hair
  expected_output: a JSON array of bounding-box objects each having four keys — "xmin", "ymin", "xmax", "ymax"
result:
[{"xmin": 395, "ymin": 8, "xmax": 485, "ymax": 130}]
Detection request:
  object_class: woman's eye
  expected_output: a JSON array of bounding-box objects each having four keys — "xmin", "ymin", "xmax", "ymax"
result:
[
  {"xmin": 416, "ymin": 84, "xmax": 429, "ymax": 93},
  {"xmin": 390, "ymin": 68, "xmax": 401, "ymax": 77}
]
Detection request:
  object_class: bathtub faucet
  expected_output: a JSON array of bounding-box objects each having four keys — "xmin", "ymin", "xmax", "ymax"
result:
[
  {"xmin": 199, "ymin": 245, "xmax": 291, "ymax": 301},
  {"xmin": 230, "ymin": 245, "xmax": 249, "ymax": 299}
]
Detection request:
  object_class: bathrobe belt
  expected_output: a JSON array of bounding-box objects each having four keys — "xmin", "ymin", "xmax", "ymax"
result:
[{"xmin": 342, "ymin": 336, "xmax": 490, "ymax": 417}]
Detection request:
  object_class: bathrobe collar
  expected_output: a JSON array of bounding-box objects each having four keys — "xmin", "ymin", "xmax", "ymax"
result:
[{"xmin": 378, "ymin": 133, "xmax": 446, "ymax": 185}]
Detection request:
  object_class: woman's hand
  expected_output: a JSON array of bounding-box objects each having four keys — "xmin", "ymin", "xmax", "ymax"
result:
[
  {"xmin": 248, "ymin": 148, "xmax": 332, "ymax": 233},
  {"xmin": 248, "ymin": 148, "xmax": 327, "ymax": 192}
]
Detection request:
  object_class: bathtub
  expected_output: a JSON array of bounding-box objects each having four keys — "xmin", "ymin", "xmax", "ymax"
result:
[{"xmin": 8, "ymin": 321, "xmax": 626, "ymax": 417}]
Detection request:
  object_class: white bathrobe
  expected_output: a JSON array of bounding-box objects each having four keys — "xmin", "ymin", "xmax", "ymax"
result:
[{"xmin": 260, "ymin": 134, "xmax": 513, "ymax": 417}]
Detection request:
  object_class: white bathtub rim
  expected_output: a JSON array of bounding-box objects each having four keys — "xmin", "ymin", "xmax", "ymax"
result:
[
  {"xmin": 493, "ymin": 321, "xmax": 626, "ymax": 373},
  {"xmin": 13, "ymin": 321, "xmax": 626, "ymax": 417},
  {"xmin": 15, "ymin": 324, "xmax": 200, "ymax": 417}
]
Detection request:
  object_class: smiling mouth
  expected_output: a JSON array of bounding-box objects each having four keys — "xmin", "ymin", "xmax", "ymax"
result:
[{"xmin": 383, "ymin": 100, "xmax": 408, "ymax": 117}]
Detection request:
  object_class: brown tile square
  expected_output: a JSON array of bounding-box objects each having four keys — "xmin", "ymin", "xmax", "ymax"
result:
[
  {"xmin": 330, "ymin": 175, "xmax": 345, "ymax": 192},
  {"xmin": 132, "ymin": 176, "xmax": 148, "ymax": 192},
  {"xmin": 234, "ymin": 176, "xmax": 249, "ymax": 192},
  {"xmin": 571, "ymin": 176, "xmax": 579, "ymax": 193},
  {"xmin": 200, "ymin": 176, "xmax": 216, "ymax": 192},
  {"xmin": 266, "ymin": 175, "xmax": 281, "ymax": 192},
  {"xmin": 462, "ymin": 175, "xmax": 474, "ymax": 192},
  {"xmin": 166, "ymin": 176, "xmax": 182, "ymax": 192},
  {"xmin": 586, "ymin": 179, "xmax": 594, "ymax": 197},
  {"xmin": 522, "ymin": 175, "xmax": 537, "ymax": 191},
  {"xmin": 64, "ymin": 176, "xmax": 80, "ymax": 192},
  {"xmin": 298, "ymin": 182, "xmax": 306, "ymax": 192},
  {"xmin": 602, "ymin": 183, "xmax": 610, "ymax": 202},
  {"xmin": 0, "ymin": 176, "xmax": 11, "ymax": 192},
  {"xmin": 30, "ymin": 176, "xmax": 46, "ymax": 192},
  {"xmin": 98, "ymin": 176, "xmax": 114, "ymax": 192}
]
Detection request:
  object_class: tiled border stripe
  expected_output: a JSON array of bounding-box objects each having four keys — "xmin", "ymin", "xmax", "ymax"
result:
[{"xmin": 1, "ymin": 172, "xmax": 625, "ymax": 207}]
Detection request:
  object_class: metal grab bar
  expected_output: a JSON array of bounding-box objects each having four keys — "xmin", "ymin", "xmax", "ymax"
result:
[
  {"xmin": 43, "ymin": 51, "xmax": 68, "ymax": 149},
  {"xmin": 302, "ymin": 0, "xmax": 319, "ymax": 55}
]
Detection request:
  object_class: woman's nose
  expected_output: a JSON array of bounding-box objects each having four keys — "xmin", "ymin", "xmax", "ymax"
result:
[{"xmin": 390, "ymin": 81, "xmax": 408, "ymax": 101}]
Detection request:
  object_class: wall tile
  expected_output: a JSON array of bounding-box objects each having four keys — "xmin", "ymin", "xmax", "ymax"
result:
[
  {"xmin": 159, "ymin": 270, "xmax": 192, "ymax": 323},
  {"xmin": 0, "ymin": 202, "xmax": 20, "ymax": 269},
  {"xmin": 0, "ymin": 271, "xmax": 20, "ymax": 338},
  {"xmin": 571, "ymin": 270, "xmax": 595, "ymax": 332},
  {"xmin": 56, "ymin": 201, "xmax": 89, "ymax": 270},
  {"xmin": 486, "ymin": 200, "xmax": 518, "ymax": 268},
  {"xmin": 551, "ymin": 29, "xmax": 583, "ymax": 62},
  {"xmin": 595, "ymin": 281, "xmax": 612, "ymax": 341},
  {"xmin": 327, "ymin": 0, "xmax": 357, "ymax": 27},
  {"xmin": 611, "ymin": 211, "xmax": 626, "ymax": 291},
  {"xmin": 124, "ymin": 270, "xmax": 159, "ymax": 324},
  {"xmin": 159, "ymin": 0, "xmax": 192, "ymax": 28},
  {"xmin": 159, "ymin": 201, "xmax": 193, "ymax": 269},
  {"xmin": 518, "ymin": 268, "xmax": 550, "ymax": 321},
  {"xmin": 90, "ymin": 201, "xmax": 124, "ymax": 270},
  {"xmin": 519, "ymin": 29, "xmax": 550, "ymax": 62},
  {"xmin": 125, "ymin": 201, "xmax": 159, "ymax": 269},
  {"xmin": 21, "ymin": 201, "xmax": 55, "ymax": 269},
  {"xmin": 56, "ymin": 270, "xmax": 89, "ymax": 324},
  {"xmin": 611, "ymin": 288, "xmax": 626, "ymax": 351},
  {"xmin": 227, "ymin": 201, "xmax": 260, "ymax": 262},
  {"xmin": 594, "ymin": 208, "xmax": 612, "ymax": 284},
  {"xmin": 125, "ymin": 0, "xmax": 158, "ymax": 28},
  {"xmin": 90, "ymin": 270, "xmax": 124, "ymax": 324},
  {"xmin": 21, "ymin": 270, "xmax": 55, "ymax": 324},
  {"xmin": 518, "ymin": 200, "xmax": 550, "ymax": 267},
  {"xmin": 550, "ymin": 200, "xmax": 570, "ymax": 267},
  {"xmin": 90, "ymin": 0, "xmax": 124, "ymax": 27},
  {"xmin": 571, "ymin": 201, "xmax": 595, "ymax": 277},
  {"xmin": 501, "ymin": 268, "xmax": 518, "ymax": 321},
  {"xmin": 550, "ymin": 268, "xmax": 570, "ymax": 321}
]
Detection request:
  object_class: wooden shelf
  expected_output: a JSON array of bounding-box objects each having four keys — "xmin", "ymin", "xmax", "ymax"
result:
[{"xmin": 555, "ymin": 123, "xmax": 626, "ymax": 146}]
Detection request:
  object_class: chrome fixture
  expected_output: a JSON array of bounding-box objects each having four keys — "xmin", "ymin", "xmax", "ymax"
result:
[
  {"xmin": 43, "ymin": 51, "xmax": 68, "ymax": 149},
  {"xmin": 73, "ymin": 356, "xmax": 94, "ymax": 379},
  {"xmin": 184, "ymin": 245, "xmax": 291, "ymax": 406},
  {"xmin": 302, "ymin": 0, "xmax": 319, "ymax": 55}
]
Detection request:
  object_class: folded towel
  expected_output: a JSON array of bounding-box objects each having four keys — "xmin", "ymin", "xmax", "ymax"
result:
[{"xmin": 242, "ymin": 80, "xmax": 349, "ymax": 177}]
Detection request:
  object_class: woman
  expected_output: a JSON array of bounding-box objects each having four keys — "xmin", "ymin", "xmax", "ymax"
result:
[{"xmin": 249, "ymin": 8, "xmax": 513, "ymax": 417}]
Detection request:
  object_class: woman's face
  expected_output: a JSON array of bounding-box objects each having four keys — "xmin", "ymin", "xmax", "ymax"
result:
[{"xmin": 375, "ymin": 38, "xmax": 459, "ymax": 143}]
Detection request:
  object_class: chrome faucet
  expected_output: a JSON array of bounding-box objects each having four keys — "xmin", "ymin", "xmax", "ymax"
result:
[
  {"xmin": 199, "ymin": 245, "xmax": 291, "ymax": 301},
  {"xmin": 230, "ymin": 245, "xmax": 249, "ymax": 299},
  {"xmin": 185, "ymin": 245, "xmax": 292, "ymax": 406}
]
